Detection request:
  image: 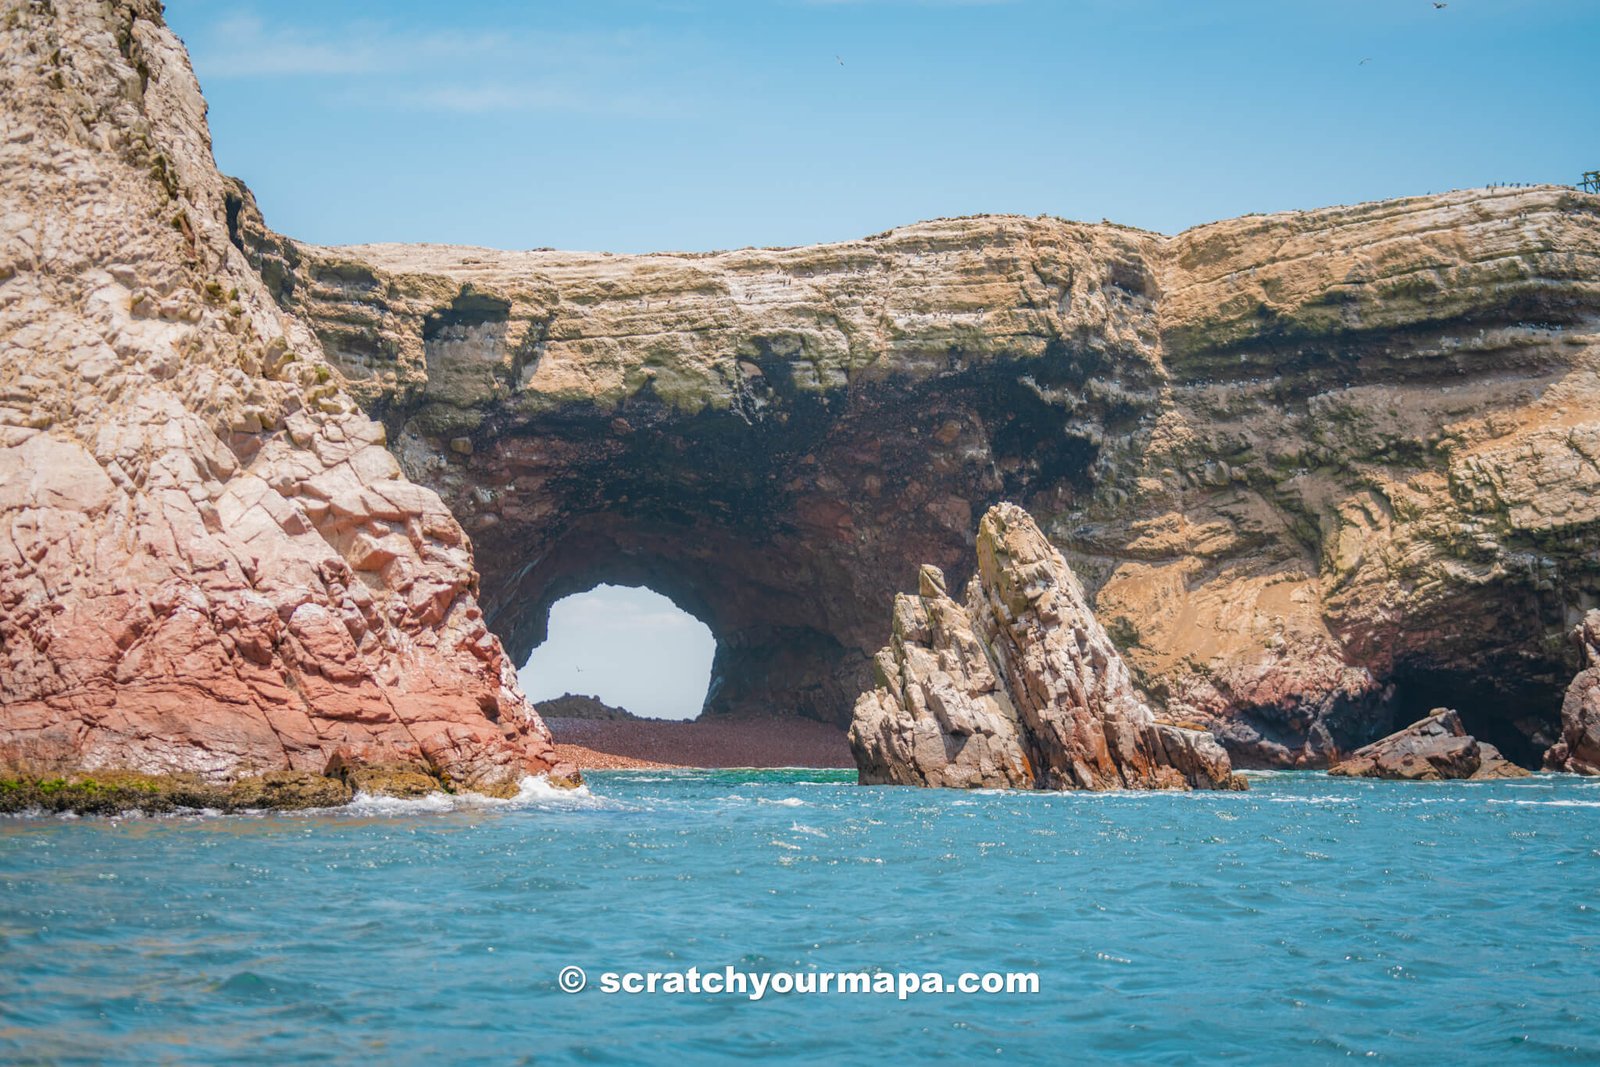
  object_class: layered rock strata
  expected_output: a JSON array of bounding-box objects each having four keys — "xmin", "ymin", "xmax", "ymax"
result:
[
  {"xmin": 232, "ymin": 173, "xmax": 1600, "ymax": 770},
  {"xmin": 1544, "ymin": 610, "xmax": 1600, "ymax": 774},
  {"xmin": 849, "ymin": 504, "xmax": 1242, "ymax": 790},
  {"xmin": 1328, "ymin": 708, "xmax": 1530, "ymax": 780},
  {"xmin": 0, "ymin": 0, "xmax": 574, "ymax": 797}
]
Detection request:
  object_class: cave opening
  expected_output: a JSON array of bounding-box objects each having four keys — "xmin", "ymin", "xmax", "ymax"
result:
[
  {"xmin": 518, "ymin": 584, "xmax": 716, "ymax": 721},
  {"xmin": 1386, "ymin": 665, "xmax": 1561, "ymax": 769}
]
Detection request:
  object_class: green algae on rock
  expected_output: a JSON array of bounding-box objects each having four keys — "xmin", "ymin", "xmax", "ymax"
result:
[{"xmin": 0, "ymin": 770, "xmax": 352, "ymax": 816}]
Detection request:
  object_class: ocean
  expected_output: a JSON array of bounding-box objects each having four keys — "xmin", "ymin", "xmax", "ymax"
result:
[{"xmin": 2, "ymin": 769, "xmax": 1597, "ymax": 1064}]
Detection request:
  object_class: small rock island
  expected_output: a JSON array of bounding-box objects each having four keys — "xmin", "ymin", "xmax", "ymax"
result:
[{"xmin": 849, "ymin": 504, "xmax": 1243, "ymax": 790}]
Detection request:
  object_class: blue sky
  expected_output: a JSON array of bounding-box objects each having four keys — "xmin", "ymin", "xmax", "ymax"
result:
[
  {"xmin": 167, "ymin": 0, "xmax": 1599, "ymax": 254},
  {"xmin": 165, "ymin": 1, "xmax": 1596, "ymax": 718}
]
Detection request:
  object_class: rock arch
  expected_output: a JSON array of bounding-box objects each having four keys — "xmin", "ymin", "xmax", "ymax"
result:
[{"xmin": 230, "ymin": 182, "xmax": 1600, "ymax": 764}]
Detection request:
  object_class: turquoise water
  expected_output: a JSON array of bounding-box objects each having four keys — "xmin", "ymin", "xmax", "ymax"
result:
[{"xmin": 2, "ymin": 769, "xmax": 1598, "ymax": 1064}]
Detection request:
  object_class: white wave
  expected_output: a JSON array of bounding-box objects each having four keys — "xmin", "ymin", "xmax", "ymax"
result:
[
  {"xmin": 1266, "ymin": 796, "xmax": 1357, "ymax": 805},
  {"xmin": 789, "ymin": 822, "xmax": 829, "ymax": 838},
  {"xmin": 340, "ymin": 774, "xmax": 617, "ymax": 816},
  {"xmin": 344, "ymin": 790, "xmax": 458, "ymax": 816},
  {"xmin": 1486, "ymin": 798, "xmax": 1600, "ymax": 808},
  {"xmin": 756, "ymin": 797, "xmax": 806, "ymax": 807}
]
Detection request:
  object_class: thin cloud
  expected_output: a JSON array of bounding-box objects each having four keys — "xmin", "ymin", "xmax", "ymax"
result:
[
  {"xmin": 187, "ymin": 14, "xmax": 456, "ymax": 77},
  {"xmin": 373, "ymin": 83, "xmax": 677, "ymax": 117},
  {"xmin": 187, "ymin": 10, "xmax": 689, "ymax": 116}
]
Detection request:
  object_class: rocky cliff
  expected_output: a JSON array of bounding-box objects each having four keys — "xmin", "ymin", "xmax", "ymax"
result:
[
  {"xmin": 8, "ymin": 1, "xmax": 1600, "ymax": 783},
  {"xmin": 849, "ymin": 504, "xmax": 1241, "ymax": 790},
  {"xmin": 0, "ymin": 0, "xmax": 574, "ymax": 796},
  {"xmin": 231, "ymin": 174, "xmax": 1600, "ymax": 769}
]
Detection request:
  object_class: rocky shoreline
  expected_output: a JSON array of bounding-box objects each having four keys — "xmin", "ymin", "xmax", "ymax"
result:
[
  {"xmin": 0, "ymin": 755, "xmax": 582, "ymax": 816},
  {"xmin": 1328, "ymin": 708, "xmax": 1530, "ymax": 781}
]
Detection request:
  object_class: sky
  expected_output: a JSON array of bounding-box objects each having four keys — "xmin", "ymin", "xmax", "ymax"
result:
[
  {"xmin": 164, "ymin": 1, "xmax": 1597, "ymax": 716},
  {"xmin": 518, "ymin": 586, "xmax": 716, "ymax": 720},
  {"xmin": 166, "ymin": 0, "xmax": 1599, "ymax": 255}
]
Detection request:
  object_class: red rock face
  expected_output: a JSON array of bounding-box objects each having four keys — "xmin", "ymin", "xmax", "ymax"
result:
[{"xmin": 0, "ymin": 0, "xmax": 573, "ymax": 793}]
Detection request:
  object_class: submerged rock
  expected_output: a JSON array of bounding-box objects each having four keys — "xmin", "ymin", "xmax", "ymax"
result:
[
  {"xmin": 1328, "ymin": 709, "xmax": 1530, "ymax": 781},
  {"xmin": 1544, "ymin": 611, "xmax": 1600, "ymax": 775},
  {"xmin": 849, "ymin": 504, "xmax": 1243, "ymax": 791}
]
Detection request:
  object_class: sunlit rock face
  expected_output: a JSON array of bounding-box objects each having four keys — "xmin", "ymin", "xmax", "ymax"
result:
[
  {"xmin": 233, "ymin": 179, "xmax": 1600, "ymax": 768},
  {"xmin": 849, "ymin": 504, "xmax": 1243, "ymax": 791},
  {"xmin": 0, "ymin": 0, "xmax": 571, "ymax": 793}
]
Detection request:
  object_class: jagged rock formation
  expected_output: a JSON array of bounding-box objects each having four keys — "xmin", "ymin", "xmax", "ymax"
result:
[
  {"xmin": 1329, "ymin": 708, "xmax": 1530, "ymax": 781},
  {"xmin": 0, "ymin": 0, "xmax": 573, "ymax": 796},
  {"xmin": 1544, "ymin": 610, "xmax": 1600, "ymax": 774},
  {"xmin": 230, "ymin": 171, "xmax": 1600, "ymax": 770},
  {"xmin": 9, "ymin": 1, "xmax": 1600, "ymax": 780},
  {"xmin": 849, "ymin": 504, "xmax": 1242, "ymax": 790}
]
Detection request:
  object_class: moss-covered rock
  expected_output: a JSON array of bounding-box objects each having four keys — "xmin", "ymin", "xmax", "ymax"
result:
[
  {"xmin": 341, "ymin": 763, "xmax": 444, "ymax": 799},
  {"xmin": 0, "ymin": 769, "xmax": 358, "ymax": 815},
  {"xmin": 226, "ymin": 770, "xmax": 353, "ymax": 810},
  {"xmin": 0, "ymin": 771, "xmax": 223, "ymax": 815}
]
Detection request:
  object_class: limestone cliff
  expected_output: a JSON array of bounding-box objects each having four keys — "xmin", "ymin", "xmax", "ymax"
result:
[
  {"xmin": 849, "ymin": 504, "xmax": 1241, "ymax": 790},
  {"xmin": 0, "ymin": 0, "xmax": 573, "ymax": 794},
  {"xmin": 232, "ymin": 175, "xmax": 1600, "ymax": 769}
]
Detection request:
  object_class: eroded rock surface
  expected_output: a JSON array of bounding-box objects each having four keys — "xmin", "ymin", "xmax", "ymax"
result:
[
  {"xmin": 0, "ymin": 0, "xmax": 573, "ymax": 794},
  {"xmin": 9, "ymin": 0, "xmax": 1600, "ymax": 779},
  {"xmin": 1544, "ymin": 611, "xmax": 1600, "ymax": 774},
  {"xmin": 232, "ymin": 172, "xmax": 1600, "ymax": 769},
  {"xmin": 1328, "ymin": 708, "xmax": 1529, "ymax": 780},
  {"xmin": 850, "ymin": 504, "xmax": 1242, "ymax": 790}
]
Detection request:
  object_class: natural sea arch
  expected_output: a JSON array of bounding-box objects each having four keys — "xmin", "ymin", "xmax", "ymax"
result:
[
  {"xmin": 227, "ymin": 192, "xmax": 1600, "ymax": 763},
  {"xmin": 396, "ymin": 358, "xmax": 1094, "ymax": 728}
]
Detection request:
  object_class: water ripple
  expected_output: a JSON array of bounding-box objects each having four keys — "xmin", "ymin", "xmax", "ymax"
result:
[{"xmin": 1, "ymin": 770, "xmax": 1597, "ymax": 1064}]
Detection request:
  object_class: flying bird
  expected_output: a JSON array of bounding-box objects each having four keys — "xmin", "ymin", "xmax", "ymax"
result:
[
  {"xmin": 836, "ymin": 55, "xmax": 845, "ymax": 66},
  {"xmin": 1433, "ymin": 2, "xmax": 1447, "ymax": 8},
  {"xmin": 1359, "ymin": 57, "xmax": 1372, "ymax": 65}
]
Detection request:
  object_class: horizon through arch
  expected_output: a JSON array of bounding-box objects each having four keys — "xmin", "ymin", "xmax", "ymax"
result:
[{"xmin": 518, "ymin": 584, "xmax": 716, "ymax": 721}]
